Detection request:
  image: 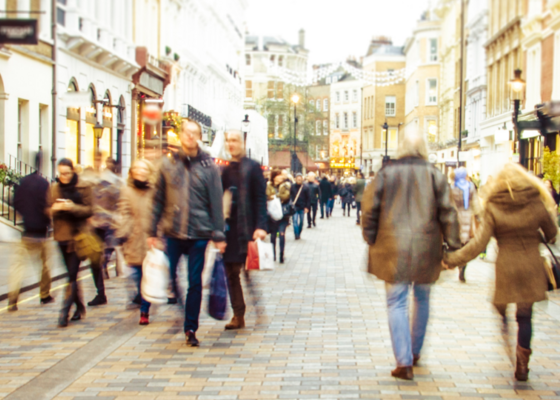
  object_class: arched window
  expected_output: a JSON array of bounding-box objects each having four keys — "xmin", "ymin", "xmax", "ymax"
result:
[{"xmin": 316, "ymin": 99, "xmax": 320, "ymax": 110}]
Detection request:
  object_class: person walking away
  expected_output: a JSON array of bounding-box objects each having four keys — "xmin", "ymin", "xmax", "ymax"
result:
[
  {"xmin": 353, "ymin": 172, "xmax": 366, "ymax": 225},
  {"xmin": 340, "ymin": 181, "xmax": 354, "ymax": 217},
  {"xmin": 266, "ymin": 170, "xmax": 291, "ymax": 263},
  {"xmin": 49, "ymin": 158, "xmax": 94, "ymax": 327},
  {"xmin": 362, "ymin": 133, "xmax": 460, "ymax": 380},
  {"xmin": 543, "ymin": 179, "xmax": 560, "ymax": 205},
  {"xmin": 148, "ymin": 120, "xmax": 225, "ymax": 347},
  {"xmin": 8, "ymin": 153, "xmax": 55, "ymax": 311},
  {"xmin": 306, "ymin": 172, "xmax": 320, "ymax": 228},
  {"xmin": 451, "ymin": 167, "xmax": 482, "ymax": 282},
  {"xmin": 290, "ymin": 173, "xmax": 310, "ymax": 240},
  {"xmin": 319, "ymin": 175, "xmax": 333, "ymax": 219},
  {"xmin": 88, "ymin": 155, "xmax": 122, "ymax": 306},
  {"xmin": 328, "ymin": 176, "xmax": 337, "ymax": 217},
  {"xmin": 444, "ymin": 163, "xmax": 557, "ymax": 382},
  {"xmin": 222, "ymin": 130, "xmax": 268, "ymax": 330},
  {"xmin": 116, "ymin": 159, "xmax": 155, "ymax": 325}
]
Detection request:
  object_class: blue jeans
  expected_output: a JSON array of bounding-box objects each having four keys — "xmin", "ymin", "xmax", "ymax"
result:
[
  {"xmin": 129, "ymin": 265, "xmax": 151, "ymax": 314},
  {"xmin": 167, "ymin": 238, "xmax": 209, "ymax": 333},
  {"xmin": 327, "ymin": 199, "xmax": 334, "ymax": 216},
  {"xmin": 292, "ymin": 209, "xmax": 305, "ymax": 238},
  {"xmin": 385, "ymin": 282, "xmax": 432, "ymax": 367}
]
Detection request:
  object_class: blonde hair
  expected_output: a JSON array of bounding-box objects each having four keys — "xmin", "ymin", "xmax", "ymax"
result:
[
  {"xmin": 397, "ymin": 133, "xmax": 428, "ymax": 160},
  {"xmin": 129, "ymin": 159, "xmax": 155, "ymax": 184}
]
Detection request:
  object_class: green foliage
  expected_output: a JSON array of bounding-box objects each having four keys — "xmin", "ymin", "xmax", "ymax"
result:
[{"xmin": 543, "ymin": 147, "xmax": 560, "ymax": 191}]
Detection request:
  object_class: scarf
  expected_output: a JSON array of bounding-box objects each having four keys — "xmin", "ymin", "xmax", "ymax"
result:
[
  {"xmin": 133, "ymin": 179, "xmax": 150, "ymax": 190},
  {"xmin": 454, "ymin": 168, "xmax": 471, "ymax": 209}
]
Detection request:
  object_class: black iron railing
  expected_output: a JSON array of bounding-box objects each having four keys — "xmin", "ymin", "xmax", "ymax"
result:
[{"xmin": 0, "ymin": 180, "xmax": 18, "ymax": 226}]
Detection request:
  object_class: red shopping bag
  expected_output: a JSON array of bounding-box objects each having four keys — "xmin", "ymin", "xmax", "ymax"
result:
[{"xmin": 246, "ymin": 241, "xmax": 259, "ymax": 270}]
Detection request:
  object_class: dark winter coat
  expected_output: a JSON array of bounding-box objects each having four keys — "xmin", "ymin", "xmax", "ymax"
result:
[
  {"xmin": 340, "ymin": 183, "xmax": 354, "ymax": 204},
  {"xmin": 445, "ymin": 183, "xmax": 558, "ymax": 305},
  {"xmin": 290, "ymin": 182, "xmax": 311, "ymax": 212},
  {"xmin": 14, "ymin": 172, "xmax": 51, "ymax": 237},
  {"xmin": 319, "ymin": 178, "xmax": 333, "ymax": 202},
  {"xmin": 362, "ymin": 157, "xmax": 461, "ymax": 284},
  {"xmin": 150, "ymin": 149, "xmax": 225, "ymax": 242},
  {"xmin": 222, "ymin": 157, "xmax": 268, "ymax": 258},
  {"xmin": 353, "ymin": 178, "xmax": 366, "ymax": 203},
  {"xmin": 306, "ymin": 181, "xmax": 320, "ymax": 204}
]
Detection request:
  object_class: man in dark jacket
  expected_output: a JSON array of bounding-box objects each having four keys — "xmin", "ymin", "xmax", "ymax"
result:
[
  {"xmin": 148, "ymin": 120, "xmax": 225, "ymax": 347},
  {"xmin": 290, "ymin": 173, "xmax": 310, "ymax": 240},
  {"xmin": 222, "ymin": 130, "xmax": 267, "ymax": 330},
  {"xmin": 362, "ymin": 133, "xmax": 460, "ymax": 380},
  {"xmin": 305, "ymin": 172, "xmax": 320, "ymax": 228},
  {"xmin": 319, "ymin": 175, "xmax": 333, "ymax": 219},
  {"xmin": 353, "ymin": 172, "xmax": 366, "ymax": 225},
  {"xmin": 8, "ymin": 154, "xmax": 55, "ymax": 311},
  {"xmin": 328, "ymin": 176, "xmax": 337, "ymax": 217}
]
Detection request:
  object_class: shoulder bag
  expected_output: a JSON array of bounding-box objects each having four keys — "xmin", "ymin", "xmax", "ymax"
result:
[
  {"xmin": 541, "ymin": 234, "xmax": 560, "ymax": 291},
  {"xmin": 283, "ymin": 185, "xmax": 303, "ymax": 217}
]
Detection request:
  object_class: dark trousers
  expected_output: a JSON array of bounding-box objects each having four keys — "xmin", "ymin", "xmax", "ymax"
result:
[
  {"xmin": 129, "ymin": 265, "xmax": 151, "ymax": 314},
  {"xmin": 270, "ymin": 219, "xmax": 289, "ymax": 258},
  {"xmin": 320, "ymin": 201, "xmax": 329, "ymax": 218},
  {"xmin": 59, "ymin": 242, "xmax": 80, "ymax": 282},
  {"xmin": 343, "ymin": 202, "xmax": 351, "ymax": 216},
  {"xmin": 495, "ymin": 303, "xmax": 533, "ymax": 349},
  {"xmin": 58, "ymin": 242, "xmax": 85, "ymax": 318},
  {"xmin": 327, "ymin": 199, "xmax": 334, "ymax": 217},
  {"xmin": 307, "ymin": 201, "xmax": 318, "ymax": 227},
  {"xmin": 167, "ymin": 238, "xmax": 209, "ymax": 333},
  {"xmin": 356, "ymin": 202, "xmax": 362, "ymax": 223},
  {"xmin": 91, "ymin": 228, "xmax": 108, "ymax": 297},
  {"xmin": 225, "ymin": 262, "xmax": 246, "ymax": 317}
]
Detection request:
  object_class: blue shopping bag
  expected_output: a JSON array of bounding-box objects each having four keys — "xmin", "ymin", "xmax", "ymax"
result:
[{"xmin": 208, "ymin": 254, "xmax": 228, "ymax": 320}]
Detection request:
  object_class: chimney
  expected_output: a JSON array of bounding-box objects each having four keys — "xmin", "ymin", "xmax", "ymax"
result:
[{"xmin": 299, "ymin": 29, "xmax": 305, "ymax": 48}]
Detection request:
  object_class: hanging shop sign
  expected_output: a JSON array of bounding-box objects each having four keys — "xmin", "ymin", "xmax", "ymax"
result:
[
  {"xmin": 0, "ymin": 19, "xmax": 38, "ymax": 45},
  {"xmin": 330, "ymin": 157, "xmax": 355, "ymax": 169},
  {"xmin": 139, "ymin": 72, "xmax": 164, "ymax": 95}
]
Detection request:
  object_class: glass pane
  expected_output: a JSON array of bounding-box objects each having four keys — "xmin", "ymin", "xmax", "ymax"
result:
[
  {"xmin": 57, "ymin": 8, "xmax": 65, "ymax": 26},
  {"xmin": 84, "ymin": 123, "xmax": 95, "ymax": 168},
  {"xmin": 100, "ymin": 128, "xmax": 112, "ymax": 163},
  {"xmin": 66, "ymin": 120, "xmax": 79, "ymax": 165}
]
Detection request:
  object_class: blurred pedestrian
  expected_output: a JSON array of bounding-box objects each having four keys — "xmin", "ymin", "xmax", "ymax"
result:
[
  {"xmin": 340, "ymin": 180, "xmax": 354, "ymax": 217},
  {"xmin": 222, "ymin": 130, "xmax": 268, "ymax": 330},
  {"xmin": 451, "ymin": 168, "xmax": 482, "ymax": 282},
  {"xmin": 50, "ymin": 158, "xmax": 93, "ymax": 328},
  {"xmin": 267, "ymin": 170, "xmax": 291, "ymax": 263},
  {"xmin": 306, "ymin": 172, "xmax": 320, "ymax": 228},
  {"xmin": 319, "ymin": 174, "xmax": 333, "ymax": 219},
  {"xmin": 8, "ymin": 152, "xmax": 54, "ymax": 311},
  {"xmin": 543, "ymin": 179, "xmax": 560, "ymax": 205},
  {"xmin": 362, "ymin": 133, "xmax": 460, "ymax": 380},
  {"xmin": 116, "ymin": 159, "xmax": 155, "ymax": 325},
  {"xmin": 353, "ymin": 172, "xmax": 366, "ymax": 225},
  {"xmin": 445, "ymin": 163, "xmax": 558, "ymax": 381},
  {"xmin": 328, "ymin": 176, "xmax": 337, "ymax": 217},
  {"xmin": 367, "ymin": 171, "xmax": 375, "ymax": 186},
  {"xmin": 290, "ymin": 173, "xmax": 310, "ymax": 240},
  {"xmin": 148, "ymin": 119, "xmax": 225, "ymax": 347}
]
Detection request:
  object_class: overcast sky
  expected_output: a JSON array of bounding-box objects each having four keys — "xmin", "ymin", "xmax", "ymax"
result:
[{"xmin": 246, "ymin": 0, "xmax": 432, "ymax": 66}]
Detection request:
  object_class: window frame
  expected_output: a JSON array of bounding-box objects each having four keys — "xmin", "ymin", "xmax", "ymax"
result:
[
  {"xmin": 426, "ymin": 79, "xmax": 438, "ymax": 105},
  {"xmin": 385, "ymin": 96, "xmax": 396, "ymax": 117},
  {"xmin": 429, "ymin": 38, "xmax": 438, "ymax": 62},
  {"xmin": 323, "ymin": 98, "xmax": 328, "ymax": 111}
]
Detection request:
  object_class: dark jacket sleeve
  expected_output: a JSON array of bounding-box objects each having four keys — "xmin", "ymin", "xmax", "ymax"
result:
[
  {"xmin": 69, "ymin": 186, "xmax": 93, "ymax": 219},
  {"xmin": 208, "ymin": 164, "xmax": 225, "ymax": 242},
  {"xmin": 361, "ymin": 170, "xmax": 384, "ymax": 245},
  {"xmin": 434, "ymin": 170, "xmax": 461, "ymax": 250},
  {"xmin": 149, "ymin": 168, "xmax": 166, "ymax": 237},
  {"xmin": 252, "ymin": 163, "xmax": 268, "ymax": 232}
]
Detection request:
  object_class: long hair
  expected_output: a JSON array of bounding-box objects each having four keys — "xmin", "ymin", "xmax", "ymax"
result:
[
  {"xmin": 397, "ymin": 133, "xmax": 428, "ymax": 160},
  {"xmin": 128, "ymin": 159, "xmax": 156, "ymax": 185}
]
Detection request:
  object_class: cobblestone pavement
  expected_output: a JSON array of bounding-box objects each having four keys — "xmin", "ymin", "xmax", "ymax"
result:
[{"xmin": 1, "ymin": 207, "xmax": 560, "ymax": 400}]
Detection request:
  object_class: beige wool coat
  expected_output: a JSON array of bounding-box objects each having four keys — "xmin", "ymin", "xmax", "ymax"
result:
[
  {"xmin": 445, "ymin": 184, "xmax": 558, "ymax": 305},
  {"xmin": 116, "ymin": 181, "xmax": 155, "ymax": 266}
]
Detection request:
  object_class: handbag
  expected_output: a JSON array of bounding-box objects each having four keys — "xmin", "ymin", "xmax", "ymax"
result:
[
  {"xmin": 541, "ymin": 237, "xmax": 560, "ymax": 291},
  {"xmin": 74, "ymin": 231, "xmax": 103, "ymax": 263},
  {"xmin": 282, "ymin": 185, "xmax": 304, "ymax": 217},
  {"xmin": 267, "ymin": 195, "xmax": 283, "ymax": 221},
  {"xmin": 208, "ymin": 254, "xmax": 228, "ymax": 320},
  {"xmin": 246, "ymin": 239, "xmax": 274, "ymax": 270}
]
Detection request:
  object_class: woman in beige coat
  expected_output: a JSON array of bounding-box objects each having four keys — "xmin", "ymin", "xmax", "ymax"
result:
[
  {"xmin": 444, "ymin": 163, "xmax": 558, "ymax": 381},
  {"xmin": 116, "ymin": 159, "xmax": 156, "ymax": 325}
]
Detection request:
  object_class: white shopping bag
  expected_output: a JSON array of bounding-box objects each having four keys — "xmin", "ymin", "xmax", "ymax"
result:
[
  {"xmin": 203, "ymin": 241, "xmax": 219, "ymax": 288},
  {"xmin": 267, "ymin": 196, "xmax": 283, "ymax": 221},
  {"xmin": 141, "ymin": 247, "xmax": 170, "ymax": 304},
  {"xmin": 256, "ymin": 239, "xmax": 275, "ymax": 271}
]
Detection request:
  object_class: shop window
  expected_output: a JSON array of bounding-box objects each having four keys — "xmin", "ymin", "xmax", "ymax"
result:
[
  {"xmin": 427, "ymin": 119, "xmax": 437, "ymax": 143},
  {"xmin": 381, "ymin": 127, "xmax": 398, "ymax": 150},
  {"xmin": 245, "ymin": 80, "xmax": 253, "ymax": 99}
]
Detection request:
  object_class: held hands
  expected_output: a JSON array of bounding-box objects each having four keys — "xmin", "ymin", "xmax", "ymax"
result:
[
  {"xmin": 253, "ymin": 229, "xmax": 267, "ymax": 241},
  {"xmin": 147, "ymin": 237, "xmax": 161, "ymax": 248},
  {"xmin": 304, "ymin": 208, "xmax": 309, "ymax": 214}
]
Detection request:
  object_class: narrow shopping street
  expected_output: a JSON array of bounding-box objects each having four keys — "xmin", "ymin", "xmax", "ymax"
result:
[{"xmin": 1, "ymin": 207, "xmax": 560, "ymax": 400}]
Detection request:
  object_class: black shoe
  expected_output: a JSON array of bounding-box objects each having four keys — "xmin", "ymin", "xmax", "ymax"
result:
[
  {"xmin": 186, "ymin": 330, "xmax": 199, "ymax": 347},
  {"xmin": 58, "ymin": 315, "xmax": 68, "ymax": 328},
  {"xmin": 132, "ymin": 294, "xmax": 142, "ymax": 305},
  {"xmin": 88, "ymin": 295, "xmax": 107, "ymax": 306},
  {"xmin": 40, "ymin": 295, "xmax": 56, "ymax": 305},
  {"xmin": 307, "ymin": 225, "xmax": 311, "ymax": 229},
  {"xmin": 7, "ymin": 303, "xmax": 18, "ymax": 312},
  {"xmin": 280, "ymin": 254, "xmax": 284, "ymax": 264},
  {"xmin": 167, "ymin": 297, "xmax": 178, "ymax": 305},
  {"xmin": 459, "ymin": 266, "xmax": 466, "ymax": 283},
  {"xmin": 71, "ymin": 310, "xmax": 83, "ymax": 321},
  {"xmin": 320, "ymin": 216, "xmax": 324, "ymax": 219},
  {"xmin": 313, "ymin": 222, "xmax": 316, "ymax": 227}
]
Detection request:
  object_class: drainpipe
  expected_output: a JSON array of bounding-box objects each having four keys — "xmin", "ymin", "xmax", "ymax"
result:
[{"xmin": 51, "ymin": 0, "xmax": 57, "ymax": 177}]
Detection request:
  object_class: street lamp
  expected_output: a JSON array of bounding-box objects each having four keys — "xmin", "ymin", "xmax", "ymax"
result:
[
  {"xmin": 241, "ymin": 114, "xmax": 251, "ymax": 158},
  {"xmin": 509, "ymin": 69, "xmax": 526, "ymax": 164},
  {"xmin": 93, "ymin": 122, "xmax": 104, "ymax": 150},
  {"xmin": 291, "ymin": 93, "xmax": 300, "ymax": 173}
]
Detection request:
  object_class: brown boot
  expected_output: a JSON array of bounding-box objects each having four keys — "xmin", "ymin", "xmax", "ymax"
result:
[
  {"xmin": 391, "ymin": 366, "xmax": 413, "ymax": 380},
  {"xmin": 515, "ymin": 345, "xmax": 532, "ymax": 381},
  {"xmin": 225, "ymin": 315, "xmax": 245, "ymax": 330}
]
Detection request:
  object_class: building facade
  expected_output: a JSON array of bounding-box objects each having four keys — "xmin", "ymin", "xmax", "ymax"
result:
[
  {"xmin": 362, "ymin": 45, "xmax": 406, "ymax": 173},
  {"xmin": 307, "ymin": 83, "xmax": 330, "ymax": 173},
  {"xmin": 0, "ymin": 0, "xmax": 54, "ymax": 175}
]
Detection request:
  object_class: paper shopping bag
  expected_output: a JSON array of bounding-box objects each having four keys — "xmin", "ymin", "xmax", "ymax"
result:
[
  {"xmin": 256, "ymin": 239, "xmax": 274, "ymax": 270},
  {"xmin": 246, "ymin": 240, "xmax": 259, "ymax": 270}
]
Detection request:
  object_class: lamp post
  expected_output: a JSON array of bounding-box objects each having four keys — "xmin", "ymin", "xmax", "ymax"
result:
[
  {"xmin": 241, "ymin": 114, "xmax": 251, "ymax": 159},
  {"xmin": 291, "ymin": 93, "xmax": 300, "ymax": 173},
  {"xmin": 93, "ymin": 122, "xmax": 104, "ymax": 151},
  {"xmin": 382, "ymin": 121, "xmax": 389, "ymax": 166},
  {"xmin": 509, "ymin": 68, "xmax": 526, "ymax": 165}
]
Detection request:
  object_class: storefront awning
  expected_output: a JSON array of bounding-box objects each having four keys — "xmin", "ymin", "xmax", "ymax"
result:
[{"xmin": 268, "ymin": 150, "xmax": 317, "ymax": 171}]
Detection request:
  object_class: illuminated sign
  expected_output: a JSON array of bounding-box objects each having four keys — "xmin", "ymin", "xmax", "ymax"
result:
[
  {"xmin": 330, "ymin": 157, "xmax": 355, "ymax": 169},
  {"xmin": 0, "ymin": 19, "xmax": 38, "ymax": 45}
]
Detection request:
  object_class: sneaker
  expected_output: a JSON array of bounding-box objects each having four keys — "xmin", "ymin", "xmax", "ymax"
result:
[
  {"xmin": 186, "ymin": 330, "xmax": 199, "ymax": 347},
  {"xmin": 139, "ymin": 312, "xmax": 149, "ymax": 325},
  {"xmin": 88, "ymin": 294, "xmax": 107, "ymax": 306},
  {"xmin": 40, "ymin": 295, "xmax": 56, "ymax": 305}
]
